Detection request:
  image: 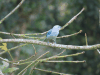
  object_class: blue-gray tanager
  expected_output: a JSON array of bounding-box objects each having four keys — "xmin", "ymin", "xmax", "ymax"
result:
[{"xmin": 44, "ymin": 25, "xmax": 61, "ymax": 43}]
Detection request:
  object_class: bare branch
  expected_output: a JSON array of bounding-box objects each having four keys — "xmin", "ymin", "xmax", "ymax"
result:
[
  {"xmin": 22, "ymin": 69, "xmax": 27, "ymax": 75},
  {"xmin": 0, "ymin": 30, "xmax": 82, "ymax": 39},
  {"xmin": 0, "ymin": 57, "xmax": 12, "ymax": 63},
  {"xmin": 0, "ymin": 31, "xmax": 44, "ymax": 39},
  {"xmin": 97, "ymin": 49, "xmax": 100, "ymax": 54},
  {"xmin": 34, "ymin": 67, "xmax": 72, "ymax": 75},
  {"xmin": 57, "ymin": 30, "xmax": 82, "ymax": 38},
  {"xmin": 0, "ymin": 43, "xmax": 27, "ymax": 55},
  {"xmin": 13, "ymin": 44, "xmax": 37, "ymax": 63},
  {"xmin": 32, "ymin": 44, "xmax": 37, "ymax": 55},
  {"xmin": 6, "ymin": 51, "xmax": 84, "ymax": 65},
  {"xmin": 24, "ymin": 31, "xmax": 48, "ymax": 36},
  {"xmin": 0, "ymin": 39, "xmax": 99, "ymax": 50},
  {"xmin": 99, "ymin": 9, "xmax": 100, "ymax": 27},
  {"xmin": 0, "ymin": 0, "xmax": 25, "ymax": 24},
  {"xmin": 18, "ymin": 51, "xmax": 49, "ymax": 75},
  {"xmin": 29, "ymin": 61, "xmax": 39, "ymax": 75},
  {"xmin": 0, "ymin": 51, "xmax": 85, "ymax": 65},
  {"xmin": 44, "ymin": 60, "xmax": 85, "ymax": 63},
  {"xmin": 14, "ymin": 54, "xmax": 36, "ymax": 63},
  {"xmin": 10, "ymin": 33, "xmax": 16, "ymax": 39},
  {"xmin": 41, "ymin": 51, "xmax": 85, "ymax": 61},
  {"xmin": 29, "ymin": 51, "xmax": 85, "ymax": 75},
  {"xmin": 54, "ymin": 49, "xmax": 66, "ymax": 56},
  {"xmin": 60, "ymin": 8, "xmax": 85, "ymax": 30},
  {"xmin": 85, "ymin": 33, "xmax": 88, "ymax": 46}
]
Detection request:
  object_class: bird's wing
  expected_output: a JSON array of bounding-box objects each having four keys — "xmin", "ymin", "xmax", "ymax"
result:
[{"xmin": 46, "ymin": 29, "xmax": 52, "ymax": 37}]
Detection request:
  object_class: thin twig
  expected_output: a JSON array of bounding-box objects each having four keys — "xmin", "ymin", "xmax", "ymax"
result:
[
  {"xmin": 0, "ymin": 57, "xmax": 22, "ymax": 65},
  {"xmin": 0, "ymin": 51, "xmax": 85, "ymax": 65},
  {"xmin": 41, "ymin": 51, "xmax": 85, "ymax": 61},
  {"xmin": 97, "ymin": 49, "xmax": 100, "ymax": 54},
  {"xmin": 7, "ymin": 50, "xmax": 14, "ymax": 61},
  {"xmin": 14, "ymin": 54, "xmax": 36, "ymax": 63},
  {"xmin": 34, "ymin": 68, "xmax": 72, "ymax": 75},
  {"xmin": 10, "ymin": 33, "xmax": 16, "ymax": 39},
  {"xmin": 0, "ymin": 30, "xmax": 82, "ymax": 39},
  {"xmin": 0, "ymin": 39, "xmax": 14, "ymax": 61},
  {"xmin": 44, "ymin": 60, "xmax": 86, "ymax": 63},
  {"xmin": 29, "ymin": 61, "xmax": 39, "ymax": 75},
  {"xmin": 0, "ymin": 31, "xmax": 44, "ymax": 39},
  {"xmin": 0, "ymin": 57, "xmax": 11, "ymax": 63},
  {"xmin": 24, "ymin": 31, "xmax": 48, "ymax": 36},
  {"xmin": 32, "ymin": 44, "xmax": 37, "ymax": 55},
  {"xmin": 85, "ymin": 33, "xmax": 88, "ymax": 46},
  {"xmin": 14, "ymin": 44, "xmax": 37, "ymax": 63},
  {"xmin": 0, "ymin": 43, "xmax": 27, "ymax": 55},
  {"xmin": 17, "ymin": 51, "xmax": 49, "ymax": 75},
  {"xmin": 22, "ymin": 69, "xmax": 27, "ymax": 75},
  {"xmin": 60, "ymin": 8, "xmax": 85, "ymax": 30},
  {"xmin": 54, "ymin": 49, "xmax": 66, "ymax": 56},
  {"xmin": 9, "ymin": 33, "xmax": 16, "ymax": 61},
  {"xmin": 0, "ymin": 0, "xmax": 25, "ymax": 24},
  {"xmin": 17, "ymin": 51, "xmax": 85, "ymax": 65},
  {"xmin": 57, "ymin": 30, "xmax": 82, "ymax": 38},
  {"xmin": 99, "ymin": 10, "xmax": 100, "ymax": 26}
]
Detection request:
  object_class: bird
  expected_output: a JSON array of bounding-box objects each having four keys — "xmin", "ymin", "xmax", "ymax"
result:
[{"xmin": 44, "ymin": 25, "xmax": 61, "ymax": 44}]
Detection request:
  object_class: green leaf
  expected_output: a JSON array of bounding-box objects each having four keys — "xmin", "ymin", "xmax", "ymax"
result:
[{"xmin": 3, "ymin": 67, "xmax": 19, "ymax": 73}]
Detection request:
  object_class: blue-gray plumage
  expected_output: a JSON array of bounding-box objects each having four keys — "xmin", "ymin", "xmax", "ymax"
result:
[{"xmin": 44, "ymin": 25, "xmax": 61, "ymax": 43}]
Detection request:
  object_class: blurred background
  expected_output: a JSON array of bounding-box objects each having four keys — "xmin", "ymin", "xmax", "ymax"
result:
[{"xmin": 0, "ymin": 0, "xmax": 100, "ymax": 75}]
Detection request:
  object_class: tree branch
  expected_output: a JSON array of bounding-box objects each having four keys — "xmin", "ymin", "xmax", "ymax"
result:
[
  {"xmin": 40, "ymin": 51, "xmax": 85, "ymax": 61},
  {"xmin": 34, "ymin": 67, "xmax": 72, "ymax": 75},
  {"xmin": 44, "ymin": 60, "xmax": 85, "ymax": 63},
  {"xmin": 57, "ymin": 30, "xmax": 82, "ymax": 38},
  {"xmin": 0, "ymin": 43, "xmax": 27, "ymax": 55},
  {"xmin": 0, "ymin": 30, "xmax": 82, "ymax": 39},
  {"xmin": 18, "ymin": 51, "xmax": 49, "ymax": 75},
  {"xmin": 0, "ymin": 39, "xmax": 99, "ymax": 50},
  {"xmin": 0, "ymin": 0, "xmax": 25, "ymax": 24},
  {"xmin": 60, "ymin": 8, "xmax": 85, "ymax": 30}
]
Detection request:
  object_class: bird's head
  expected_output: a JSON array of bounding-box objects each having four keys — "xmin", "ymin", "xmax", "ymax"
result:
[{"xmin": 53, "ymin": 25, "xmax": 61, "ymax": 30}]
